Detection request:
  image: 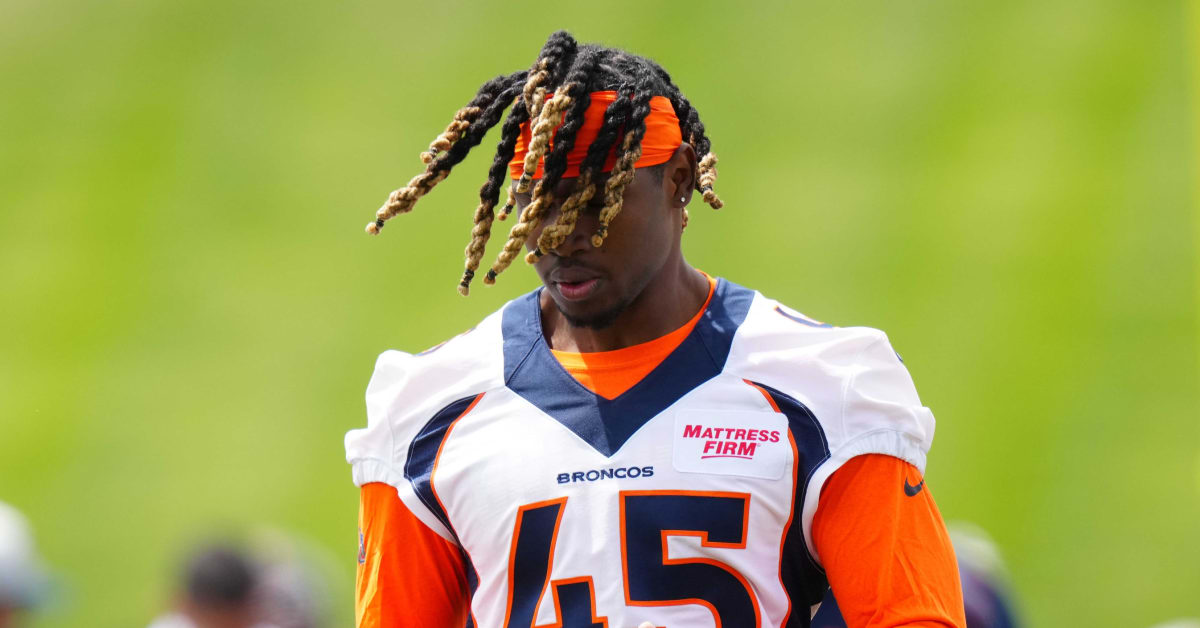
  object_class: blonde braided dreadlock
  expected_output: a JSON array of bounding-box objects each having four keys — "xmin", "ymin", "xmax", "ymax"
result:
[
  {"xmin": 483, "ymin": 178, "xmax": 552, "ymax": 285},
  {"xmin": 534, "ymin": 172, "xmax": 595, "ymax": 257},
  {"xmin": 507, "ymin": 47, "xmax": 605, "ymax": 263},
  {"xmin": 364, "ymin": 31, "xmax": 724, "ymax": 296},
  {"xmin": 455, "ymin": 95, "xmax": 532, "ymax": 295},
  {"xmin": 591, "ymin": 129, "xmax": 642, "ymax": 247},
  {"xmin": 483, "ymin": 86, "xmax": 582, "ymax": 281},
  {"xmin": 696, "ymin": 150, "xmax": 723, "ymax": 209},
  {"xmin": 515, "ymin": 86, "xmax": 573, "ymax": 194},
  {"xmin": 365, "ymin": 70, "xmax": 528, "ymax": 235},
  {"xmin": 421, "ymin": 106, "xmax": 481, "ymax": 165}
]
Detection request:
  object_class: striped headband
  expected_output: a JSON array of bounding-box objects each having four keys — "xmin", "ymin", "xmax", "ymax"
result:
[{"xmin": 509, "ymin": 91, "xmax": 682, "ymax": 180}]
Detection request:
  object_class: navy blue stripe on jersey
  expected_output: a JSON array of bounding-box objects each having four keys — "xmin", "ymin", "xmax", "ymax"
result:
[
  {"xmin": 501, "ymin": 278, "xmax": 756, "ymax": 457},
  {"xmin": 462, "ymin": 549, "xmax": 479, "ymax": 628},
  {"xmin": 773, "ymin": 305, "xmax": 833, "ymax": 328},
  {"xmin": 750, "ymin": 381, "xmax": 832, "ymax": 626},
  {"xmin": 403, "ymin": 394, "xmax": 481, "ymax": 540}
]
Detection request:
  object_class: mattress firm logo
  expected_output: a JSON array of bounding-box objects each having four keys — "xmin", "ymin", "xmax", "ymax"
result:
[
  {"xmin": 674, "ymin": 410, "xmax": 789, "ymax": 480},
  {"xmin": 681, "ymin": 424, "xmax": 781, "ymax": 460}
]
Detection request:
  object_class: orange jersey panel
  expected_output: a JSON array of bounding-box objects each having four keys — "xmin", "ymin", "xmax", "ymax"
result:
[
  {"xmin": 814, "ymin": 454, "xmax": 966, "ymax": 628},
  {"xmin": 357, "ymin": 482, "xmax": 470, "ymax": 627}
]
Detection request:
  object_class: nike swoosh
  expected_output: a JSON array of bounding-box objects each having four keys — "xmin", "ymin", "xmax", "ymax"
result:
[{"xmin": 904, "ymin": 477, "xmax": 925, "ymax": 497}]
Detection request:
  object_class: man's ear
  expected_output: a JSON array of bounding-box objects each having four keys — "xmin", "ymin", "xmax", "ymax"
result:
[{"xmin": 664, "ymin": 142, "xmax": 698, "ymax": 204}]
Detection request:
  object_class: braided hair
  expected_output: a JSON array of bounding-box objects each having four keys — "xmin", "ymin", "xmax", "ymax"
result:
[{"xmin": 366, "ymin": 31, "xmax": 723, "ymax": 296}]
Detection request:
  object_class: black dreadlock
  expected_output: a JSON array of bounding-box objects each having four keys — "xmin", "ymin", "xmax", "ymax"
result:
[{"xmin": 365, "ymin": 31, "xmax": 722, "ymax": 296}]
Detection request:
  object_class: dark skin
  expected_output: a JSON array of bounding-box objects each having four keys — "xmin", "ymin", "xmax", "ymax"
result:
[{"xmin": 515, "ymin": 143, "xmax": 710, "ymax": 353}]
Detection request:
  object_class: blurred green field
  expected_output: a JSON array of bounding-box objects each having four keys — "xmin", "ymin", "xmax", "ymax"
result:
[{"xmin": 1, "ymin": 1, "xmax": 1197, "ymax": 626}]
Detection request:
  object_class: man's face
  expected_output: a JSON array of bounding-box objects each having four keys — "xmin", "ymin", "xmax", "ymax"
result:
[{"xmin": 517, "ymin": 165, "xmax": 678, "ymax": 329}]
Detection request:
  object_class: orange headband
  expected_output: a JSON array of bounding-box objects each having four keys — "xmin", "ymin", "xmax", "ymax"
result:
[{"xmin": 509, "ymin": 91, "xmax": 681, "ymax": 180}]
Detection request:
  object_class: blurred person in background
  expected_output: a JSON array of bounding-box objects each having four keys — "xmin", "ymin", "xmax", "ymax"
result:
[
  {"xmin": 0, "ymin": 501, "xmax": 51, "ymax": 628},
  {"xmin": 147, "ymin": 543, "xmax": 262, "ymax": 628},
  {"xmin": 252, "ymin": 530, "xmax": 332, "ymax": 628},
  {"xmin": 949, "ymin": 524, "xmax": 1020, "ymax": 628},
  {"xmin": 148, "ymin": 536, "xmax": 330, "ymax": 628}
]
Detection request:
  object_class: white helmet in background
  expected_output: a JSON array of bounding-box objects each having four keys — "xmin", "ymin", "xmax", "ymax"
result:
[{"xmin": 0, "ymin": 501, "xmax": 49, "ymax": 609}]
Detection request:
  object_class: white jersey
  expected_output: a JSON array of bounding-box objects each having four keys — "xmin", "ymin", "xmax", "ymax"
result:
[{"xmin": 345, "ymin": 278, "xmax": 935, "ymax": 627}]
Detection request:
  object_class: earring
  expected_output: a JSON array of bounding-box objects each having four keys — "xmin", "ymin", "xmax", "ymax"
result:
[{"xmin": 679, "ymin": 197, "xmax": 686, "ymax": 203}]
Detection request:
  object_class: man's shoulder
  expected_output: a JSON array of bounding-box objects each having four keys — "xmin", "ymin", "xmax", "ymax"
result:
[
  {"xmin": 726, "ymin": 282, "xmax": 912, "ymax": 395},
  {"xmin": 345, "ymin": 299, "xmax": 515, "ymax": 493},
  {"xmin": 726, "ymin": 282, "xmax": 892, "ymax": 364},
  {"xmin": 722, "ymin": 281, "xmax": 934, "ymax": 470},
  {"xmin": 367, "ymin": 302, "xmax": 511, "ymax": 413}
]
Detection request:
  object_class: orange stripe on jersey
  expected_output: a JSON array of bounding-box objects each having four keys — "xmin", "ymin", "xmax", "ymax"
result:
[
  {"xmin": 813, "ymin": 455, "xmax": 966, "ymax": 628},
  {"xmin": 550, "ymin": 274, "xmax": 716, "ymax": 400},
  {"xmin": 430, "ymin": 393, "xmax": 484, "ymax": 535},
  {"xmin": 357, "ymin": 482, "xmax": 470, "ymax": 627}
]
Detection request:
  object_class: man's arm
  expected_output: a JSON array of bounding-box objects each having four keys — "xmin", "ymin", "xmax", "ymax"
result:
[
  {"xmin": 813, "ymin": 454, "xmax": 966, "ymax": 628},
  {"xmin": 357, "ymin": 482, "xmax": 471, "ymax": 627}
]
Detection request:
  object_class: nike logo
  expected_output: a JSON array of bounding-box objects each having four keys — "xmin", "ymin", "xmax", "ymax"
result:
[{"xmin": 904, "ymin": 477, "xmax": 925, "ymax": 497}]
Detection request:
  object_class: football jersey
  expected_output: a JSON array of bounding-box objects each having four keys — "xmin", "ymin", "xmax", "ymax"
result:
[{"xmin": 344, "ymin": 278, "xmax": 936, "ymax": 627}]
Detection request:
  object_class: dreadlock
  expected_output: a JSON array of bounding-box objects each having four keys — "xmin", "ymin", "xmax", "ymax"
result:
[
  {"xmin": 365, "ymin": 31, "xmax": 724, "ymax": 295},
  {"xmin": 366, "ymin": 71, "xmax": 528, "ymax": 235},
  {"xmin": 497, "ymin": 47, "xmax": 602, "ymax": 271}
]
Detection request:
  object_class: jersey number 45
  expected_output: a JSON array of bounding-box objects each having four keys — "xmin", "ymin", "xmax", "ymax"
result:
[{"xmin": 502, "ymin": 490, "xmax": 761, "ymax": 628}]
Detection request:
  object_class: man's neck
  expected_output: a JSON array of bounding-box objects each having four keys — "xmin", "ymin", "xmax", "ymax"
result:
[{"xmin": 541, "ymin": 262, "xmax": 710, "ymax": 353}]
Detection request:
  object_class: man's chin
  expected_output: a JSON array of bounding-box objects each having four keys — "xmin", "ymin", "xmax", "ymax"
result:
[{"xmin": 555, "ymin": 298, "xmax": 630, "ymax": 331}]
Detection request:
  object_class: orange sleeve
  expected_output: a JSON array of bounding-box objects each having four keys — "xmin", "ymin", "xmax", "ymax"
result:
[
  {"xmin": 813, "ymin": 454, "xmax": 966, "ymax": 628},
  {"xmin": 357, "ymin": 482, "xmax": 471, "ymax": 628}
]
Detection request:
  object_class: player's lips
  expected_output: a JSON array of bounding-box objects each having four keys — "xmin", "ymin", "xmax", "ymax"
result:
[
  {"xmin": 555, "ymin": 278, "xmax": 599, "ymax": 301},
  {"xmin": 548, "ymin": 266, "xmax": 602, "ymax": 301}
]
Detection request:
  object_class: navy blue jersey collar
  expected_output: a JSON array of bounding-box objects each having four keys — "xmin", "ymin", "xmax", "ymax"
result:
[{"xmin": 501, "ymin": 278, "xmax": 755, "ymax": 457}]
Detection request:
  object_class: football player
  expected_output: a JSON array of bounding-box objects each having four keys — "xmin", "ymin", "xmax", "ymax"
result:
[{"xmin": 346, "ymin": 31, "xmax": 965, "ymax": 627}]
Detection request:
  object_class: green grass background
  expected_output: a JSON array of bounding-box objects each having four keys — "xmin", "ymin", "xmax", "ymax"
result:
[{"xmin": 1, "ymin": 0, "xmax": 1196, "ymax": 626}]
